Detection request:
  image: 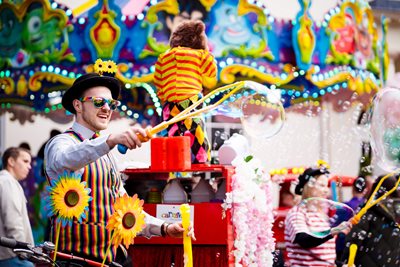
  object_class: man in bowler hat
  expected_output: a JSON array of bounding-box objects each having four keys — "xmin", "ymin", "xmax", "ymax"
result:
[{"xmin": 44, "ymin": 63, "xmax": 195, "ymax": 266}]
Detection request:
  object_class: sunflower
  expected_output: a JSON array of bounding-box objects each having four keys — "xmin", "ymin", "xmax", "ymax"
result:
[
  {"xmin": 103, "ymin": 60, "xmax": 118, "ymax": 75},
  {"xmin": 45, "ymin": 171, "xmax": 92, "ymax": 227},
  {"xmin": 93, "ymin": 59, "xmax": 117, "ymax": 76},
  {"xmin": 94, "ymin": 58, "xmax": 106, "ymax": 75},
  {"xmin": 106, "ymin": 194, "xmax": 146, "ymax": 248}
]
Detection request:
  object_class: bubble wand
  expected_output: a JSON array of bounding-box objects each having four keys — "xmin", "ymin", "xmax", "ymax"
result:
[
  {"xmin": 180, "ymin": 204, "xmax": 193, "ymax": 267},
  {"xmin": 350, "ymin": 172, "xmax": 400, "ymax": 224},
  {"xmin": 118, "ymin": 81, "xmax": 276, "ymax": 153}
]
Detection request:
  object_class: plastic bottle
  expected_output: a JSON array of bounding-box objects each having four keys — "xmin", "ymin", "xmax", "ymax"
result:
[
  {"xmin": 191, "ymin": 178, "xmax": 214, "ymax": 203},
  {"xmin": 162, "ymin": 179, "xmax": 188, "ymax": 203}
]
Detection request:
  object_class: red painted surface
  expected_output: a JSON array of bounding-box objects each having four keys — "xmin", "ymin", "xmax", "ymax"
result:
[
  {"xmin": 135, "ymin": 203, "xmax": 228, "ymax": 245},
  {"xmin": 124, "ymin": 164, "xmax": 235, "ymax": 266}
]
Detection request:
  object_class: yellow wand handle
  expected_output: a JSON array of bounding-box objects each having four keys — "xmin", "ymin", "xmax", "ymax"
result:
[
  {"xmin": 347, "ymin": 244, "xmax": 358, "ymax": 267},
  {"xmin": 180, "ymin": 204, "xmax": 192, "ymax": 267}
]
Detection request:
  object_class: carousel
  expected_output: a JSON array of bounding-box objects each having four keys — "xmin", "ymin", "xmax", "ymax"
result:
[
  {"xmin": 0, "ymin": 0, "xmax": 388, "ymax": 123},
  {"xmin": 0, "ymin": 0, "xmax": 389, "ymax": 266}
]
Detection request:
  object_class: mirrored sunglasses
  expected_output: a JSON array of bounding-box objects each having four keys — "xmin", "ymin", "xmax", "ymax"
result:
[{"xmin": 79, "ymin": 97, "xmax": 120, "ymax": 111}]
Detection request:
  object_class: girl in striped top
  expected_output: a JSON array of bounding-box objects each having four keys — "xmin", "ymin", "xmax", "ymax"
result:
[
  {"xmin": 284, "ymin": 165, "xmax": 352, "ymax": 267},
  {"xmin": 154, "ymin": 20, "xmax": 217, "ymax": 163}
]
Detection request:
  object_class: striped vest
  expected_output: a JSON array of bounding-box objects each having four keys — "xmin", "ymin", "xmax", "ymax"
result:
[{"xmin": 47, "ymin": 130, "xmax": 121, "ymax": 263}]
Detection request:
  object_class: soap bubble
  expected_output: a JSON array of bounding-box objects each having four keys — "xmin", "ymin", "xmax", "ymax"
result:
[
  {"xmin": 370, "ymin": 87, "xmax": 400, "ymax": 172},
  {"xmin": 241, "ymin": 92, "xmax": 285, "ymax": 139},
  {"xmin": 241, "ymin": 82, "xmax": 285, "ymax": 139},
  {"xmin": 295, "ymin": 197, "xmax": 355, "ymax": 238},
  {"xmin": 207, "ymin": 81, "xmax": 285, "ymax": 139}
]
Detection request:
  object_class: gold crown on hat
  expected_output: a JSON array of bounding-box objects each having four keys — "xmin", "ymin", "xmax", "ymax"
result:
[{"xmin": 94, "ymin": 59, "xmax": 117, "ymax": 76}]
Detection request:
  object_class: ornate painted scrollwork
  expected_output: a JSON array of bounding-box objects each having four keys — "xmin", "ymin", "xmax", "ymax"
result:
[
  {"xmin": 220, "ymin": 64, "xmax": 296, "ymax": 85},
  {"xmin": 28, "ymin": 72, "xmax": 74, "ymax": 92},
  {"xmin": 89, "ymin": 0, "xmax": 121, "ymax": 58}
]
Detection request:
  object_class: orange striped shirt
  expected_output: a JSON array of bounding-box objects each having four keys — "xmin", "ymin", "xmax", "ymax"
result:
[{"xmin": 154, "ymin": 47, "xmax": 217, "ymax": 102}]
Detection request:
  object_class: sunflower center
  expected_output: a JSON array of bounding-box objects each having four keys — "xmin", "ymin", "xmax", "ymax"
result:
[
  {"xmin": 122, "ymin": 212, "xmax": 136, "ymax": 229},
  {"xmin": 64, "ymin": 190, "xmax": 80, "ymax": 207}
]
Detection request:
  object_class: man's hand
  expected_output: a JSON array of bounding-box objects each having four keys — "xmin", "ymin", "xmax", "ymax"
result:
[
  {"xmin": 165, "ymin": 222, "xmax": 196, "ymax": 241},
  {"xmin": 106, "ymin": 127, "xmax": 149, "ymax": 150}
]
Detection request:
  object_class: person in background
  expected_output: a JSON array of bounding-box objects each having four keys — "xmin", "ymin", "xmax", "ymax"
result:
[
  {"xmin": 154, "ymin": 20, "xmax": 217, "ymax": 164},
  {"xmin": 363, "ymin": 174, "xmax": 375, "ymax": 196},
  {"xmin": 340, "ymin": 174, "xmax": 400, "ymax": 267},
  {"xmin": 17, "ymin": 141, "xmax": 34, "ymax": 197},
  {"xmin": 44, "ymin": 61, "xmax": 195, "ymax": 267},
  {"xmin": 17, "ymin": 143, "xmax": 37, "ymax": 241},
  {"xmin": 335, "ymin": 176, "xmax": 369, "ymax": 261},
  {"xmin": 346, "ymin": 176, "xmax": 368, "ymax": 212},
  {"xmin": 284, "ymin": 163, "xmax": 352, "ymax": 267},
  {"xmin": 280, "ymin": 183, "xmax": 297, "ymax": 208},
  {"xmin": 37, "ymin": 129, "xmax": 61, "ymax": 164},
  {"xmin": 18, "ymin": 142, "xmax": 31, "ymax": 152},
  {"xmin": 0, "ymin": 147, "xmax": 34, "ymax": 267}
]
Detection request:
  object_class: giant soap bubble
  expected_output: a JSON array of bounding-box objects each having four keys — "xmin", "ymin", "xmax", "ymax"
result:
[
  {"xmin": 294, "ymin": 197, "xmax": 355, "ymax": 238},
  {"xmin": 208, "ymin": 81, "xmax": 285, "ymax": 139},
  {"xmin": 370, "ymin": 87, "xmax": 400, "ymax": 172},
  {"xmin": 241, "ymin": 92, "xmax": 284, "ymax": 139}
]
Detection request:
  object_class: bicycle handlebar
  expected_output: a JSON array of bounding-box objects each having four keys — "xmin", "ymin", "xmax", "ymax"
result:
[
  {"xmin": 1, "ymin": 236, "xmax": 56, "ymax": 266},
  {"xmin": 0, "ymin": 236, "xmax": 32, "ymax": 250},
  {"xmin": 0, "ymin": 236, "xmax": 122, "ymax": 267}
]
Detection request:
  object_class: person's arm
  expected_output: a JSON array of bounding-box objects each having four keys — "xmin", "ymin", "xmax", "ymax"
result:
[
  {"xmin": 138, "ymin": 212, "xmax": 195, "ymax": 240},
  {"xmin": 45, "ymin": 134, "xmax": 110, "ymax": 174},
  {"xmin": 294, "ymin": 232, "xmax": 333, "ymax": 248},
  {"xmin": 154, "ymin": 55, "xmax": 165, "ymax": 102},
  {"xmin": 0, "ymin": 178, "xmax": 28, "ymax": 242},
  {"xmin": 137, "ymin": 211, "xmax": 166, "ymax": 238},
  {"xmin": 294, "ymin": 220, "xmax": 352, "ymax": 248},
  {"xmin": 201, "ymin": 51, "xmax": 217, "ymax": 89}
]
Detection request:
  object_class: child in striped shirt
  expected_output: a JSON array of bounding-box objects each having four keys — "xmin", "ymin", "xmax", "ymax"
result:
[
  {"xmin": 285, "ymin": 165, "xmax": 352, "ymax": 267},
  {"xmin": 154, "ymin": 20, "xmax": 217, "ymax": 163}
]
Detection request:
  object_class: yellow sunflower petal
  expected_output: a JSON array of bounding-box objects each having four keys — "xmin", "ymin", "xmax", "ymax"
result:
[
  {"xmin": 94, "ymin": 59, "xmax": 105, "ymax": 75},
  {"xmin": 47, "ymin": 173, "xmax": 91, "ymax": 226},
  {"xmin": 106, "ymin": 194, "xmax": 146, "ymax": 248},
  {"xmin": 104, "ymin": 60, "xmax": 118, "ymax": 75}
]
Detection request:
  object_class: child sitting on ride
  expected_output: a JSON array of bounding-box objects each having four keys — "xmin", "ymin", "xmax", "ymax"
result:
[{"xmin": 154, "ymin": 20, "xmax": 217, "ymax": 163}]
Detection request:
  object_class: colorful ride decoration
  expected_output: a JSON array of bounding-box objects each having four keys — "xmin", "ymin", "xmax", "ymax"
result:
[{"xmin": 0, "ymin": 0, "xmax": 387, "ymax": 123}]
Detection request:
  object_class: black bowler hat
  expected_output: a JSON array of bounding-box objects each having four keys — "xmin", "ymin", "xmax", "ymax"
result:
[
  {"xmin": 62, "ymin": 73, "xmax": 121, "ymax": 114},
  {"xmin": 295, "ymin": 165, "xmax": 330, "ymax": 195}
]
